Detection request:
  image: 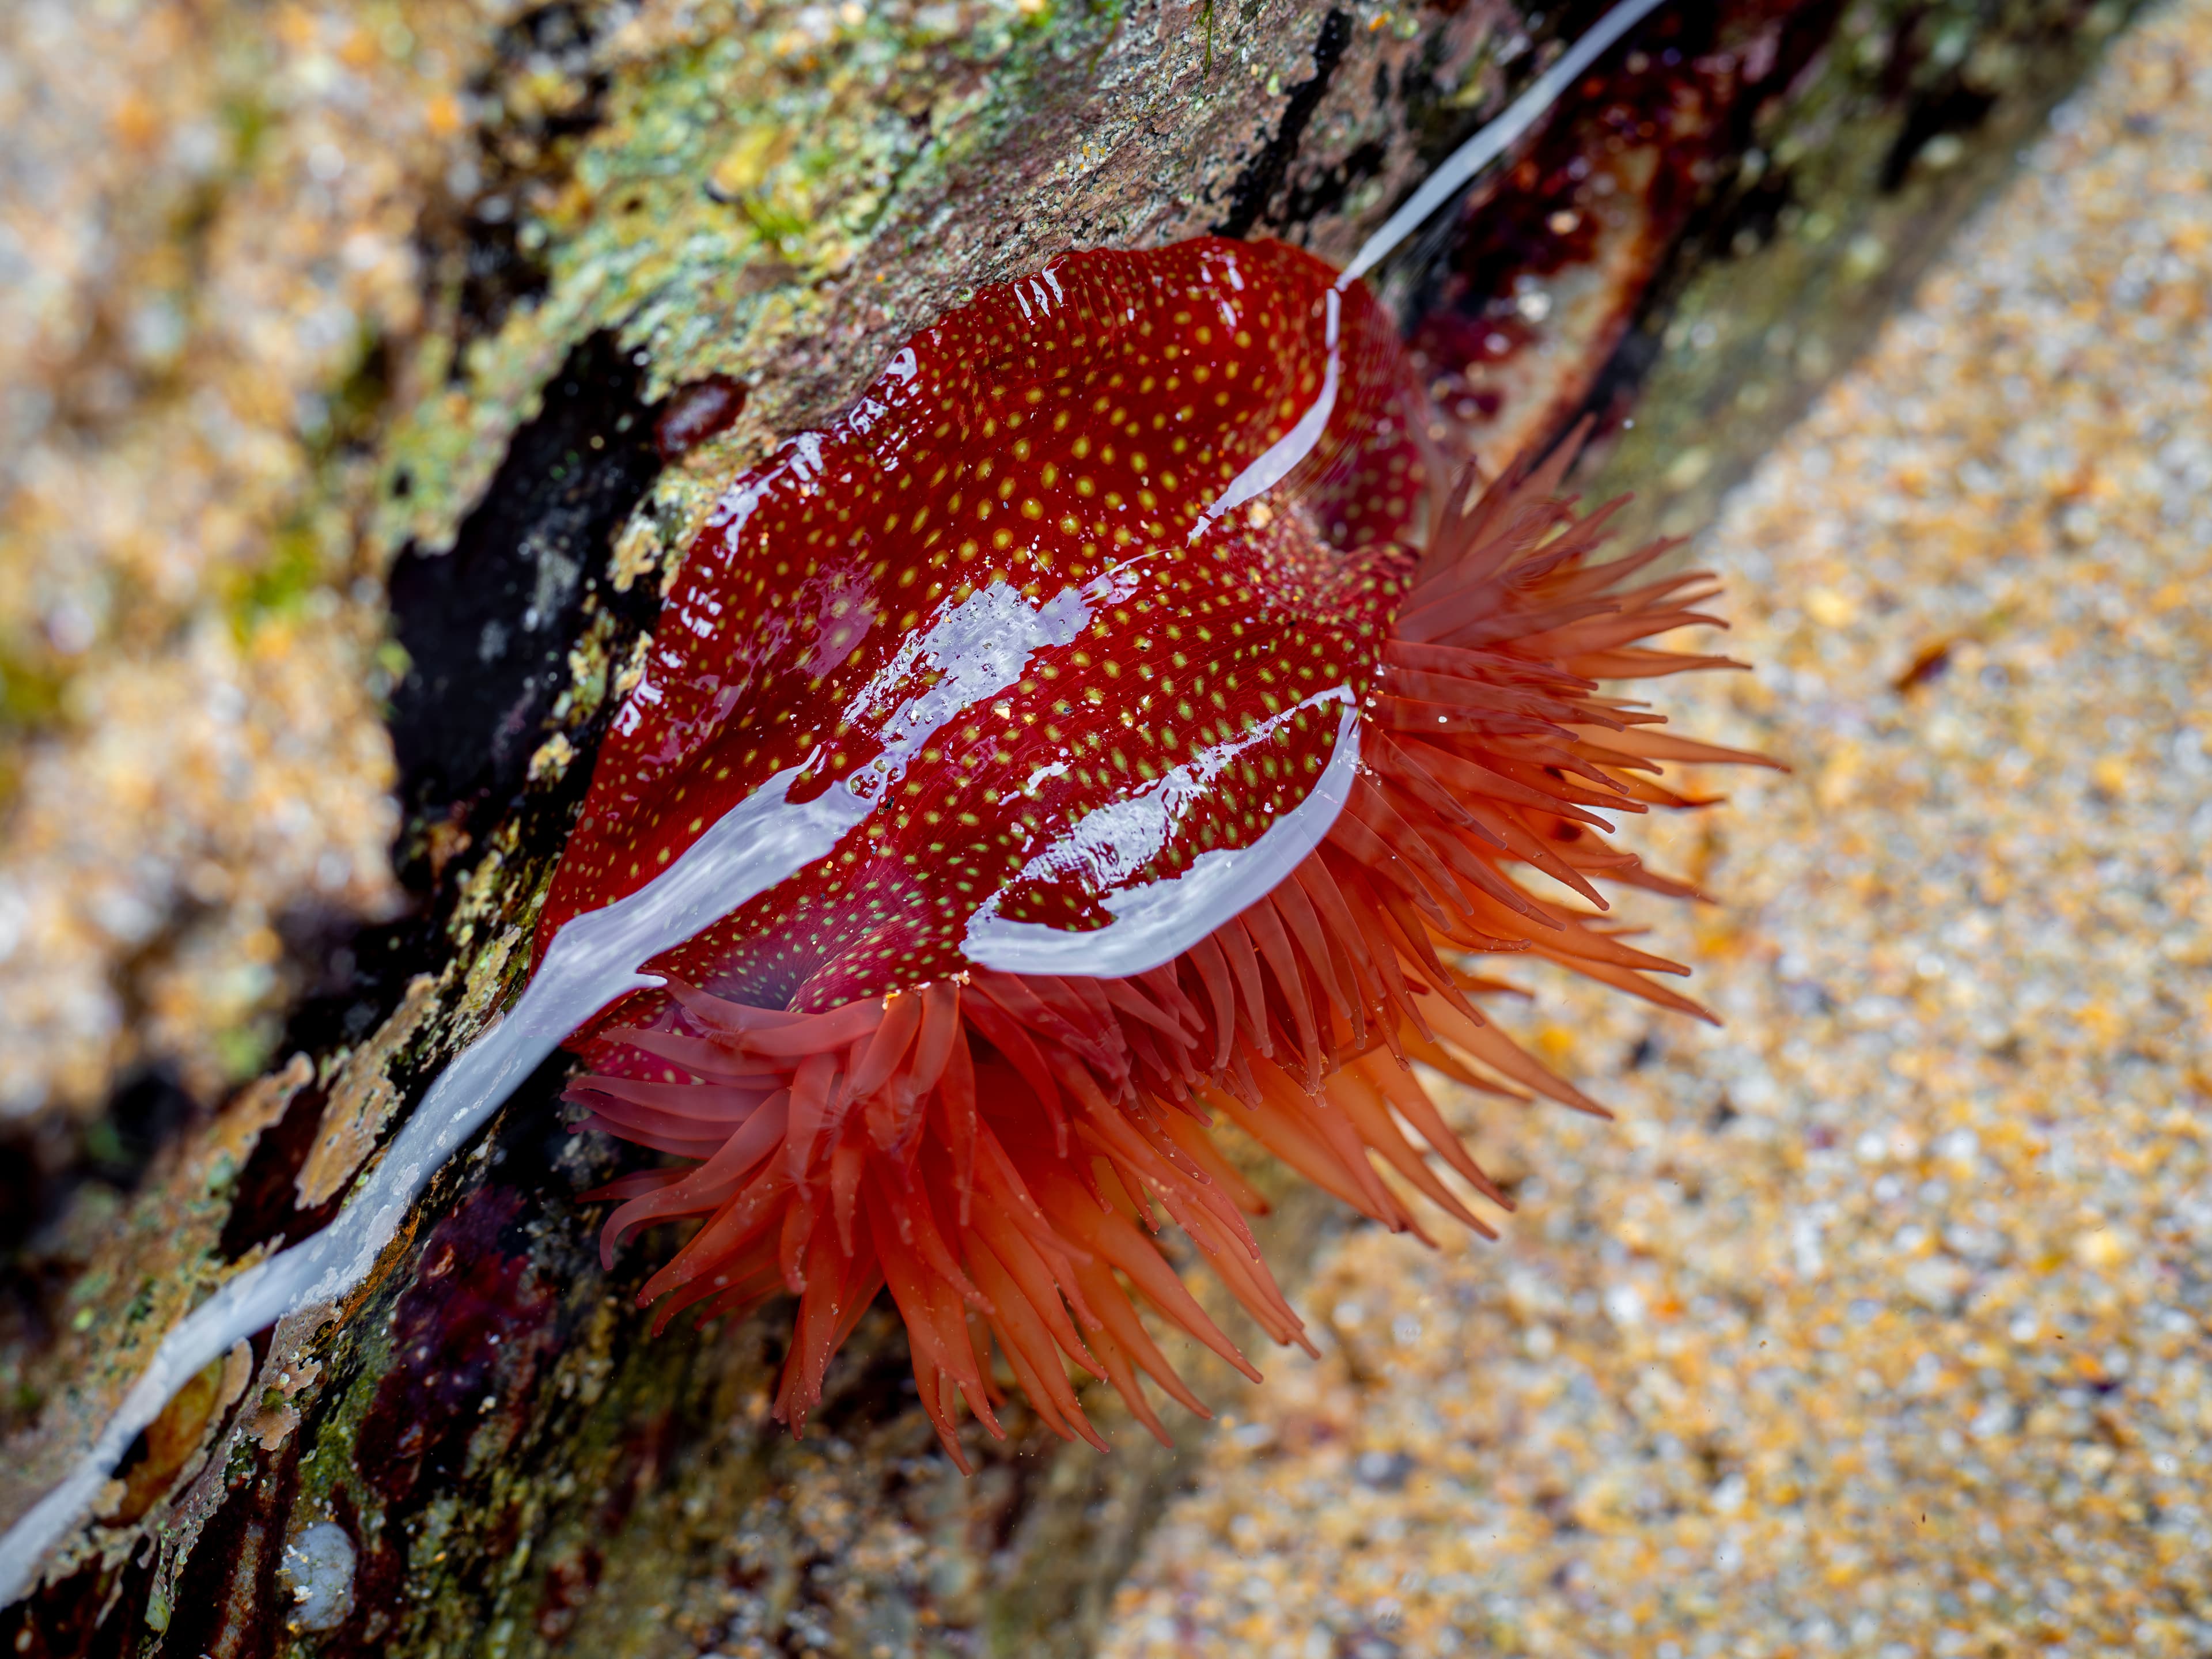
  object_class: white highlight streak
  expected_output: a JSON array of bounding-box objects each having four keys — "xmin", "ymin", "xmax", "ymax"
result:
[
  {"xmin": 0, "ymin": 571, "xmax": 1126, "ymax": 1609},
  {"xmin": 0, "ymin": 766, "xmax": 847, "ymax": 1609},
  {"xmin": 961, "ymin": 692, "xmax": 1359, "ymax": 976},
  {"xmin": 1336, "ymin": 0, "xmax": 1670, "ymax": 287},
  {"xmin": 1191, "ymin": 289, "xmax": 1341, "ymax": 540}
]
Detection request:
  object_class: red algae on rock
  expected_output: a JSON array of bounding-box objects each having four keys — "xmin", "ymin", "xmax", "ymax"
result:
[{"xmin": 542, "ymin": 234, "xmax": 1771, "ymax": 1465}]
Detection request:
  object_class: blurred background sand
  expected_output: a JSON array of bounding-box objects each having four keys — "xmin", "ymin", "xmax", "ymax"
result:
[
  {"xmin": 0, "ymin": 4, "xmax": 488, "ymax": 1124},
  {"xmin": 1099, "ymin": 2, "xmax": 2212, "ymax": 1654}
]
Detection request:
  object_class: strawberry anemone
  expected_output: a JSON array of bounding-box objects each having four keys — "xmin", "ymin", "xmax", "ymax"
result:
[{"xmin": 537, "ymin": 237, "xmax": 1767, "ymax": 1465}]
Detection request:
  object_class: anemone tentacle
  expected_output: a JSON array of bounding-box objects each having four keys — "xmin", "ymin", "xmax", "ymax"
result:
[{"xmin": 566, "ymin": 453, "xmax": 1772, "ymax": 1467}]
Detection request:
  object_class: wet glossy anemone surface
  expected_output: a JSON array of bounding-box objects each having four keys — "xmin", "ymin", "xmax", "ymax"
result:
[
  {"xmin": 538, "ymin": 236, "xmax": 1766, "ymax": 1465},
  {"xmin": 539, "ymin": 238, "xmax": 1425, "ymax": 1009}
]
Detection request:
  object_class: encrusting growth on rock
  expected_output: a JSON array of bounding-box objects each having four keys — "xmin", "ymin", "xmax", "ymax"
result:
[{"xmin": 544, "ymin": 237, "xmax": 1771, "ymax": 1464}]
